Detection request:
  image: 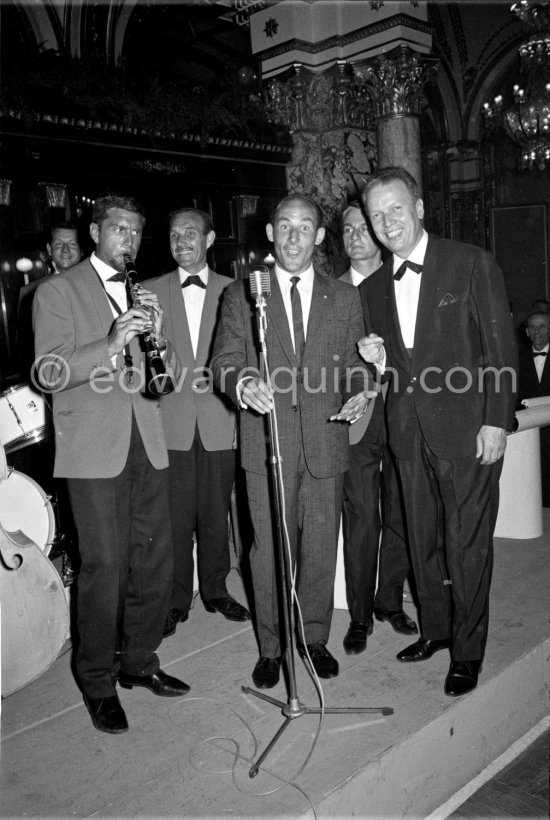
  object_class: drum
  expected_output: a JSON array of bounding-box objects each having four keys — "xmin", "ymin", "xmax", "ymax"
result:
[
  {"xmin": 0, "ymin": 383, "xmax": 49, "ymax": 454},
  {"xmin": 0, "ymin": 468, "xmax": 55, "ymax": 556}
]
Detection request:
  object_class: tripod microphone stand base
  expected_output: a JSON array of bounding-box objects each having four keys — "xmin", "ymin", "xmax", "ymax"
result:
[{"xmin": 241, "ymin": 681, "xmax": 393, "ymax": 778}]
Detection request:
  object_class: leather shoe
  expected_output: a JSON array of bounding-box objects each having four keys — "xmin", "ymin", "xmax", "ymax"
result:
[
  {"xmin": 203, "ymin": 595, "xmax": 250, "ymax": 622},
  {"xmin": 118, "ymin": 669, "xmax": 190, "ymax": 696},
  {"xmin": 84, "ymin": 694, "xmax": 128, "ymax": 734},
  {"xmin": 252, "ymin": 656, "xmax": 281, "ymax": 689},
  {"xmin": 163, "ymin": 608, "xmax": 188, "ymax": 638},
  {"xmin": 444, "ymin": 660, "xmax": 481, "ymax": 697},
  {"xmin": 343, "ymin": 620, "xmax": 373, "ymax": 655},
  {"xmin": 298, "ymin": 643, "xmax": 339, "ymax": 678},
  {"xmin": 396, "ymin": 637, "xmax": 451, "ymax": 662},
  {"xmin": 375, "ymin": 609, "xmax": 418, "ymax": 635}
]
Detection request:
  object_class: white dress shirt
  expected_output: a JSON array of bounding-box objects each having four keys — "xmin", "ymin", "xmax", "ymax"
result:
[
  {"xmin": 90, "ymin": 252, "xmax": 128, "ymax": 317},
  {"xmin": 533, "ymin": 344, "xmax": 549, "ymax": 382},
  {"xmin": 179, "ymin": 265, "xmax": 209, "ymax": 358},
  {"xmin": 393, "ymin": 229, "xmax": 429, "ymax": 349},
  {"xmin": 275, "ymin": 263, "xmax": 314, "ymax": 351},
  {"xmin": 349, "ymin": 266, "xmax": 369, "ymax": 287}
]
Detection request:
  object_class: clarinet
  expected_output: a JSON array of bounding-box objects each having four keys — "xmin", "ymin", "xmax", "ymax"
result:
[{"xmin": 123, "ymin": 254, "xmax": 175, "ymax": 397}]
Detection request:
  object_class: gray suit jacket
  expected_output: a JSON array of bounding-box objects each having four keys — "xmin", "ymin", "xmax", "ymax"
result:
[
  {"xmin": 33, "ymin": 258, "xmax": 169, "ymax": 478},
  {"xmin": 146, "ymin": 268, "xmax": 236, "ymax": 451},
  {"xmin": 211, "ymin": 269, "xmax": 373, "ymax": 478}
]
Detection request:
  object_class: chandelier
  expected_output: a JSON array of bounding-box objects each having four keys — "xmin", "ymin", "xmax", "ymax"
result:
[{"xmin": 483, "ymin": 1, "xmax": 550, "ymax": 170}]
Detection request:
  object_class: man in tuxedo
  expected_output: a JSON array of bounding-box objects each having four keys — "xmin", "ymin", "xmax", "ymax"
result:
[
  {"xmin": 212, "ymin": 194, "xmax": 374, "ymax": 688},
  {"xmin": 33, "ymin": 193, "xmax": 190, "ymax": 735},
  {"xmin": 517, "ymin": 311, "xmax": 550, "ymax": 505},
  {"xmin": 338, "ymin": 202, "xmax": 417, "ymax": 656},
  {"xmin": 147, "ymin": 208, "xmax": 250, "ymax": 637},
  {"xmin": 358, "ymin": 167, "xmax": 517, "ymax": 697}
]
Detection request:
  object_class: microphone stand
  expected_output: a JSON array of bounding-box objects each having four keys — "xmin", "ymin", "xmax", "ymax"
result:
[{"xmin": 242, "ymin": 294, "xmax": 393, "ymax": 779}]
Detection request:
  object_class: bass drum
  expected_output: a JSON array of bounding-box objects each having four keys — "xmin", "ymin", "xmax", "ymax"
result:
[{"xmin": 0, "ymin": 469, "xmax": 55, "ymax": 556}]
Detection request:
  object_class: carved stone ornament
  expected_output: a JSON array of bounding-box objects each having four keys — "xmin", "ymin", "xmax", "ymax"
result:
[
  {"xmin": 353, "ymin": 45, "xmax": 438, "ymax": 120},
  {"xmin": 263, "ymin": 61, "xmax": 374, "ymax": 134}
]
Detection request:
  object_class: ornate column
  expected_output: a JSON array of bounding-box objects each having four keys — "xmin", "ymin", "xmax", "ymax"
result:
[
  {"xmin": 263, "ymin": 62, "xmax": 377, "ymax": 275},
  {"xmin": 353, "ymin": 45, "xmax": 438, "ymax": 193}
]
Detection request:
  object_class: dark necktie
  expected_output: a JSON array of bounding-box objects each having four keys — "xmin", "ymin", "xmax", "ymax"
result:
[
  {"xmin": 532, "ymin": 350, "xmax": 547, "ymax": 357},
  {"xmin": 108, "ymin": 271, "xmax": 126, "ymax": 283},
  {"xmin": 394, "ymin": 260, "xmax": 423, "ymax": 281},
  {"xmin": 181, "ymin": 275, "xmax": 206, "ymax": 289},
  {"xmin": 290, "ymin": 276, "xmax": 305, "ymax": 366}
]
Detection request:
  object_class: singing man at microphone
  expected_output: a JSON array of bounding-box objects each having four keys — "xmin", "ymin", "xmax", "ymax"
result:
[{"xmin": 212, "ymin": 194, "xmax": 376, "ymax": 688}]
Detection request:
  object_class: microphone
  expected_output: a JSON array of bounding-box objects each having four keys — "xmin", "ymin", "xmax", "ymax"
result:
[{"xmin": 249, "ymin": 265, "xmax": 271, "ymax": 302}]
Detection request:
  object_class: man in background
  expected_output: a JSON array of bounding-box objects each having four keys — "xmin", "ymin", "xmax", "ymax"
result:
[
  {"xmin": 338, "ymin": 201, "xmax": 417, "ymax": 656},
  {"xmin": 517, "ymin": 310, "xmax": 550, "ymax": 506},
  {"xmin": 18, "ymin": 222, "xmax": 83, "ymax": 378},
  {"xmin": 147, "ymin": 207, "xmax": 250, "ymax": 638}
]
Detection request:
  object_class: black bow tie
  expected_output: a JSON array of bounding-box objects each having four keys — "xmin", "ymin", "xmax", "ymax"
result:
[
  {"xmin": 181, "ymin": 275, "xmax": 206, "ymax": 289},
  {"xmin": 532, "ymin": 350, "xmax": 547, "ymax": 357},
  {"xmin": 108, "ymin": 271, "xmax": 126, "ymax": 283},
  {"xmin": 394, "ymin": 260, "xmax": 423, "ymax": 281}
]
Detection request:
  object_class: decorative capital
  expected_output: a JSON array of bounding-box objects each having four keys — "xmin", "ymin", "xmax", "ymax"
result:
[
  {"xmin": 263, "ymin": 61, "xmax": 374, "ymax": 134},
  {"xmin": 353, "ymin": 45, "xmax": 438, "ymax": 120}
]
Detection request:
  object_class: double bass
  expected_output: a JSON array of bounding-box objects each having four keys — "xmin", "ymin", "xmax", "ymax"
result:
[{"xmin": 0, "ymin": 445, "xmax": 69, "ymax": 697}]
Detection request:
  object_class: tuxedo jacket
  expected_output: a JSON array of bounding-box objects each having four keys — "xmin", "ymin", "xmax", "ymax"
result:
[
  {"xmin": 33, "ymin": 258, "xmax": 169, "ymax": 479},
  {"xmin": 211, "ymin": 268, "xmax": 373, "ymax": 478},
  {"xmin": 338, "ymin": 268, "xmax": 383, "ymax": 448},
  {"xmin": 359, "ymin": 235, "xmax": 518, "ymax": 460},
  {"xmin": 146, "ymin": 268, "xmax": 236, "ymax": 451},
  {"xmin": 517, "ymin": 346, "xmax": 550, "ymax": 407}
]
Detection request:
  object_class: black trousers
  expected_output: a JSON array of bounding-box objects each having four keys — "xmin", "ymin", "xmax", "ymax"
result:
[
  {"xmin": 167, "ymin": 426, "xmax": 236, "ymax": 613},
  {"xmin": 396, "ymin": 420, "xmax": 502, "ymax": 661},
  {"xmin": 342, "ymin": 430, "xmax": 411, "ymax": 624},
  {"xmin": 67, "ymin": 420, "xmax": 172, "ymax": 698}
]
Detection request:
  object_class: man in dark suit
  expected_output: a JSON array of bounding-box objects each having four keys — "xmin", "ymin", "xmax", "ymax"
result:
[
  {"xmin": 147, "ymin": 208, "xmax": 250, "ymax": 637},
  {"xmin": 338, "ymin": 202, "xmax": 417, "ymax": 656},
  {"xmin": 18, "ymin": 222, "xmax": 83, "ymax": 379},
  {"xmin": 212, "ymin": 194, "xmax": 374, "ymax": 688},
  {"xmin": 517, "ymin": 311, "xmax": 550, "ymax": 506},
  {"xmin": 33, "ymin": 193, "xmax": 190, "ymax": 734},
  {"xmin": 358, "ymin": 167, "xmax": 517, "ymax": 697}
]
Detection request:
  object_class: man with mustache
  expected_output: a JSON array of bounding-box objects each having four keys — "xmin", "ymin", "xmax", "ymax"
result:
[{"xmin": 147, "ymin": 208, "xmax": 250, "ymax": 637}]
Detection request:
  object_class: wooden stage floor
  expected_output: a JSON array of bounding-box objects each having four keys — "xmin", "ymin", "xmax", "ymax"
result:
[{"xmin": 1, "ymin": 512, "xmax": 549, "ymax": 819}]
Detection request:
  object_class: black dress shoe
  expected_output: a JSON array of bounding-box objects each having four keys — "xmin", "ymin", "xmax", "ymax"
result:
[
  {"xmin": 84, "ymin": 694, "xmax": 128, "ymax": 734},
  {"xmin": 203, "ymin": 595, "xmax": 251, "ymax": 622},
  {"xmin": 444, "ymin": 659, "xmax": 481, "ymax": 697},
  {"xmin": 163, "ymin": 608, "xmax": 189, "ymax": 638},
  {"xmin": 375, "ymin": 609, "xmax": 418, "ymax": 635},
  {"xmin": 396, "ymin": 637, "xmax": 451, "ymax": 662},
  {"xmin": 298, "ymin": 643, "xmax": 339, "ymax": 678},
  {"xmin": 118, "ymin": 669, "xmax": 190, "ymax": 696},
  {"xmin": 343, "ymin": 621, "xmax": 373, "ymax": 655},
  {"xmin": 251, "ymin": 656, "xmax": 281, "ymax": 689}
]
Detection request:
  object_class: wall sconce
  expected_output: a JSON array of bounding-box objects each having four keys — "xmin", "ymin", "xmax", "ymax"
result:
[
  {"xmin": 0, "ymin": 179, "xmax": 12, "ymax": 206},
  {"xmin": 39, "ymin": 182, "xmax": 67, "ymax": 208},
  {"xmin": 234, "ymin": 194, "xmax": 259, "ymax": 217}
]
